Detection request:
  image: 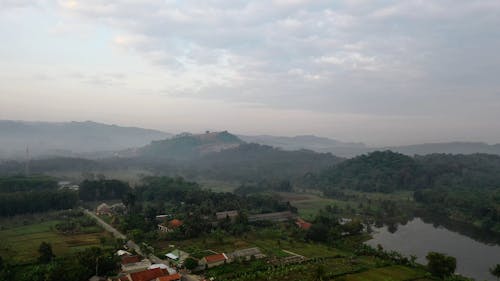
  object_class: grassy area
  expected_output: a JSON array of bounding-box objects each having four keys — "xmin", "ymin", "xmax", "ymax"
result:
[
  {"xmin": 277, "ymin": 191, "xmax": 415, "ymax": 220},
  {"xmin": 277, "ymin": 192, "xmax": 349, "ymax": 219},
  {"xmin": 155, "ymin": 226, "xmax": 347, "ymax": 262},
  {"xmin": 342, "ymin": 265, "xmax": 429, "ymax": 281},
  {"xmin": 205, "ymin": 256, "xmax": 430, "ymax": 281},
  {"xmin": 0, "ymin": 219, "xmax": 109, "ymax": 263}
]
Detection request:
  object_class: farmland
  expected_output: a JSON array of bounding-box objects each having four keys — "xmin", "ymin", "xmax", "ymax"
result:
[{"xmin": 0, "ymin": 216, "xmax": 109, "ymax": 263}]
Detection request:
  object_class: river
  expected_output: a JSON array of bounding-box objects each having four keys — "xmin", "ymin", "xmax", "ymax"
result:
[{"xmin": 366, "ymin": 218, "xmax": 500, "ymax": 281}]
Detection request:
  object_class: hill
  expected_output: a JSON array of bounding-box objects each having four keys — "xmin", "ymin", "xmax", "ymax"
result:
[
  {"xmin": 138, "ymin": 131, "xmax": 243, "ymax": 161},
  {"xmin": 386, "ymin": 142, "xmax": 500, "ymax": 156},
  {"xmin": 307, "ymin": 150, "xmax": 500, "ymax": 193},
  {"xmin": 192, "ymin": 143, "xmax": 343, "ymax": 181},
  {"xmin": 0, "ymin": 120, "xmax": 172, "ymax": 159},
  {"xmin": 239, "ymin": 134, "xmax": 368, "ymax": 157}
]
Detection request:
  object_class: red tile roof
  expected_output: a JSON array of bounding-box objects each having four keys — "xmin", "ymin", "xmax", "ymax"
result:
[
  {"xmin": 157, "ymin": 274, "xmax": 182, "ymax": 281},
  {"xmin": 130, "ymin": 268, "xmax": 167, "ymax": 281},
  {"xmin": 169, "ymin": 219, "xmax": 183, "ymax": 228},
  {"xmin": 204, "ymin": 253, "xmax": 227, "ymax": 263},
  {"xmin": 122, "ymin": 255, "xmax": 141, "ymax": 265},
  {"xmin": 120, "ymin": 276, "xmax": 131, "ymax": 281},
  {"xmin": 296, "ymin": 218, "xmax": 312, "ymax": 230}
]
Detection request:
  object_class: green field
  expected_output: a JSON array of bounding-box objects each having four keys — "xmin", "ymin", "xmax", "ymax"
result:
[
  {"xmin": 205, "ymin": 256, "xmax": 431, "ymax": 281},
  {"xmin": 277, "ymin": 191, "xmax": 414, "ymax": 220},
  {"xmin": 277, "ymin": 192, "xmax": 348, "ymax": 219},
  {"xmin": 343, "ymin": 265, "xmax": 430, "ymax": 281},
  {"xmin": 0, "ymin": 220, "xmax": 108, "ymax": 263}
]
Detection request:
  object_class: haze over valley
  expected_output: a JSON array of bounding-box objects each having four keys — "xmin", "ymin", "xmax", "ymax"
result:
[{"xmin": 1, "ymin": 1, "xmax": 500, "ymax": 281}]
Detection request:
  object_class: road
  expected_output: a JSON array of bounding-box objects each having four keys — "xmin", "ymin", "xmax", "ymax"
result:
[
  {"xmin": 84, "ymin": 209, "xmax": 146, "ymax": 257},
  {"xmin": 84, "ymin": 208, "xmax": 203, "ymax": 280},
  {"xmin": 83, "ymin": 209, "xmax": 126, "ymax": 240}
]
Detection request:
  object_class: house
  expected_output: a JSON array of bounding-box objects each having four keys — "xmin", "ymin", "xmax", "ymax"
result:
[
  {"xmin": 248, "ymin": 211, "xmax": 297, "ymax": 222},
  {"xmin": 199, "ymin": 253, "xmax": 228, "ymax": 268},
  {"xmin": 228, "ymin": 247, "xmax": 266, "ymax": 262},
  {"xmin": 165, "ymin": 249, "xmax": 189, "ymax": 265},
  {"xmin": 155, "ymin": 214, "xmax": 170, "ymax": 221},
  {"xmin": 117, "ymin": 250, "xmax": 132, "ymax": 256},
  {"xmin": 215, "ymin": 210, "xmax": 239, "ymax": 221},
  {"xmin": 158, "ymin": 219, "xmax": 183, "ymax": 233},
  {"xmin": 121, "ymin": 255, "xmax": 152, "ymax": 273},
  {"xmin": 148, "ymin": 264, "xmax": 177, "ymax": 276},
  {"xmin": 295, "ymin": 218, "xmax": 312, "ymax": 230},
  {"xmin": 96, "ymin": 203, "xmax": 112, "ymax": 216},
  {"xmin": 129, "ymin": 268, "xmax": 168, "ymax": 281},
  {"xmin": 156, "ymin": 274, "xmax": 181, "ymax": 281}
]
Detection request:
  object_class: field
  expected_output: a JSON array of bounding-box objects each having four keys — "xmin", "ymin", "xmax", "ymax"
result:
[
  {"xmin": 156, "ymin": 227, "xmax": 345, "ymax": 260},
  {"xmin": 277, "ymin": 192, "xmax": 350, "ymax": 219},
  {"xmin": 205, "ymin": 256, "xmax": 431, "ymax": 281},
  {"xmin": 0, "ymin": 219, "xmax": 109, "ymax": 263},
  {"xmin": 277, "ymin": 191, "xmax": 414, "ymax": 220}
]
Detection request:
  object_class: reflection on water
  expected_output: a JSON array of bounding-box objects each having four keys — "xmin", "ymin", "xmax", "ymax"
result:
[{"xmin": 367, "ymin": 218, "xmax": 500, "ymax": 281}]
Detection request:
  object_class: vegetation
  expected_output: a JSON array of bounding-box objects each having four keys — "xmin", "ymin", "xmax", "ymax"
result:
[
  {"xmin": 426, "ymin": 252, "xmax": 457, "ymax": 279},
  {"xmin": 304, "ymin": 151, "xmax": 500, "ymax": 233},
  {"xmin": 491, "ymin": 264, "xmax": 500, "ymax": 280},
  {"xmin": 79, "ymin": 179, "xmax": 131, "ymax": 201}
]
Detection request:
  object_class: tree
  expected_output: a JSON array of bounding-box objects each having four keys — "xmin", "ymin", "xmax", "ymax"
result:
[
  {"xmin": 38, "ymin": 242, "xmax": 55, "ymax": 263},
  {"xmin": 184, "ymin": 257, "xmax": 198, "ymax": 270},
  {"xmin": 491, "ymin": 264, "xmax": 500, "ymax": 281},
  {"xmin": 426, "ymin": 252, "xmax": 456, "ymax": 278},
  {"xmin": 0, "ymin": 255, "xmax": 3, "ymax": 270},
  {"xmin": 313, "ymin": 265, "xmax": 326, "ymax": 281}
]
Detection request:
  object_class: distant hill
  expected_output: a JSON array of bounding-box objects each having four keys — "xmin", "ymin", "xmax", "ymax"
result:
[
  {"xmin": 385, "ymin": 142, "xmax": 500, "ymax": 156},
  {"xmin": 239, "ymin": 134, "xmax": 368, "ymax": 157},
  {"xmin": 240, "ymin": 134, "xmax": 500, "ymax": 158},
  {"xmin": 0, "ymin": 120, "xmax": 171, "ymax": 159},
  {"xmin": 138, "ymin": 131, "xmax": 243, "ymax": 161}
]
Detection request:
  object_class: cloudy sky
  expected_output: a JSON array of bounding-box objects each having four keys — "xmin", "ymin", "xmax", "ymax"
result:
[{"xmin": 1, "ymin": 0, "xmax": 499, "ymax": 146}]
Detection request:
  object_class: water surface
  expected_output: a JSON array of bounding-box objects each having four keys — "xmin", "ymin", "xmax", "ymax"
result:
[{"xmin": 367, "ymin": 218, "xmax": 500, "ymax": 281}]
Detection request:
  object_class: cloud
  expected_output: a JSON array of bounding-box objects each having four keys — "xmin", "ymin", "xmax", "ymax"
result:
[{"xmin": 2, "ymin": 0, "xmax": 500, "ymax": 144}]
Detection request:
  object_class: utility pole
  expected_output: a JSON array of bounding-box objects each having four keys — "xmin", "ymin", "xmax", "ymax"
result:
[{"xmin": 25, "ymin": 145, "xmax": 31, "ymax": 176}]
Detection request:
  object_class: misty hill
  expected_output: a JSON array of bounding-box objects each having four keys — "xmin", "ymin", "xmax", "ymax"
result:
[
  {"xmin": 138, "ymin": 131, "xmax": 243, "ymax": 161},
  {"xmin": 239, "ymin": 134, "xmax": 368, "ymax": 157},
  {"xmin": 385, "ymin": 142, "xmax": 500, "ymax": 156},
  {"xmin": 0, "ymin": 120, "xmax": 171, "ymax": 159},
  {"xmin": 241, "ymin": 134, "xmax": 500, "ymax": 158}
]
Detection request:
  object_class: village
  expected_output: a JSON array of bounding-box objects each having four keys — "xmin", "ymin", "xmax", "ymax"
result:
[{"xmin": 91, "ymin": 203, "xmax": 313, "ymax": 281}]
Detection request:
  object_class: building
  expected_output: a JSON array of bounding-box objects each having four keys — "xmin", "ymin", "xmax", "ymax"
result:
[
  {"xmin": 156, "ymin": 274, "xmax": 181, "ymax": 281},
  {"xmin": 165, "ymin": 249, "xmax": 189, "ymax": 266},
  {"xmin": 248, "ymin": 211, "xmax": 297, "ymax": 222},
  {"xmin": 158, "ymin": 219, "xmax": 183, "ymax": 233},
  {"xmin": 295, "ymin": 218, "xmax": 312, "ymax": 230},
  {"xmin": 121, "ymin": 255, "xmax": 152, "ymax": 273},
  {"xmin": 129, "ymin": 268, "xmax": 168, "ymax": 281},
  {"xmin": 96, "ymin": 203, "xmax": 112, "ymax": 216},
  {"xmin": 215, "ymin": 210, "xmax": 239, "ymax": 221},
  {"xmin": 228, "ymin": 247, "xmax": 266, "ymax": 262},
  {"xmin": 200, "ymin": 253, "xmax": 228, "ymax": 268}
]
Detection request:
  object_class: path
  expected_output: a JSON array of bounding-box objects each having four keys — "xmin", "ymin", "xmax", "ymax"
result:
[{"xmin": 84, "ymin": 209, "xmax": 144, "ymax": 256}]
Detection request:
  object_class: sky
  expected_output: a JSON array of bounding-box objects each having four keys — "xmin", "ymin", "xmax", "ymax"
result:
[{"xmin": 0, "ymin": 0, "xmax": 499, "ymax": 146}]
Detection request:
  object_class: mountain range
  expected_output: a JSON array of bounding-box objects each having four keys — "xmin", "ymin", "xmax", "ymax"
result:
[
  {"xmin": 1, "ymin": 120, "xmax": 500, "ymax": 159},
  {"xmin": 0, "ymin": 120, "xmax": 171, "ymax": 159}
]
